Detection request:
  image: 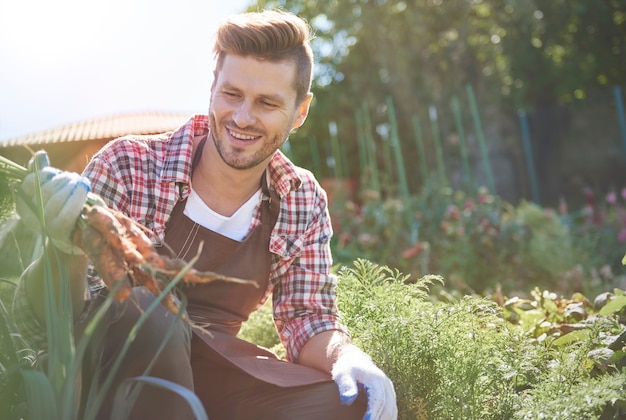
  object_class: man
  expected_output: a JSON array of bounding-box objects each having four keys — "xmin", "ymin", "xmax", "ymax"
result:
[{"xmin": 14, "ymin": 9, "xmax": 397, "ymax": 420}]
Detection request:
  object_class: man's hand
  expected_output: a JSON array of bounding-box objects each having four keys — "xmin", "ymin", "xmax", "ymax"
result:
[
  {"xmin": 16, "ymin": 151, "xmax": 90, "ymax": 255},
  {"xmin": 332, "ymin": 347, "xmax": 398, "ymax": 420}
]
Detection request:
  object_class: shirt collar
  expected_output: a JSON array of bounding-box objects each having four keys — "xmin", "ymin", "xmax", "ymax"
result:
[
  {"xmin": 161, "ymin": 114, "xmax": 209, "ymax": 184},
  {"xmin": 268, "ymin": 149, "xmax": 303, "ymax": 198},
  {"xmin": 161, "ymin": 114, "xmax": 303, "ymax": 197}
]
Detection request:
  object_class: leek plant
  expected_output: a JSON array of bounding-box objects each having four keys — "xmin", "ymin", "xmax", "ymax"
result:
[{"xmin": 0, "ymin": 154, "xmax": 207, "ymax": 420}]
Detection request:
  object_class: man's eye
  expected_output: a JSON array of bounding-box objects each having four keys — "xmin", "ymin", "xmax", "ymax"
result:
[
  {"xmin": 262, "ymin": 101, "xmax": 278, "ymax": 108},
  {"xmin": 223, "ymin": 91, "xmax": 239, "ymax": 98}
]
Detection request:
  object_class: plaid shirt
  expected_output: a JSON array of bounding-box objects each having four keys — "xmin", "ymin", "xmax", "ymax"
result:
[{"xmin": 13, "ymin": 114, "xmax": 348, "ymax": 362}]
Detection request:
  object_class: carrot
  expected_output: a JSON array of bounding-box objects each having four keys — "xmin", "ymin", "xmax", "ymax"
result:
[
  {"xmin": 83, "ymin": 205, "xmax": 126, "ymax": 251},
  {"xmin": 181, "ymin": 270, "xmax": 259, "ymax": 287},
  {"xmin": 128, "ymin": 266, "xmax": 186, "ymax": 319},
  {"xmin": 79, "ymin": 202, "xmax": 257, "ymax": 315},
  {"xmin": 83, "ymin": 205, "xmax": 145, "ymax": 266},
  {"xmin": 80, "ymin": 223, "xmax": 131, "ymax": 301},
  {"xmin": 0, "ymin": 153, "xmax": 256, "ymax": 317},
  {"xmin": 113, "ymin": 209, "xmax": 159, "ymax": 260}
]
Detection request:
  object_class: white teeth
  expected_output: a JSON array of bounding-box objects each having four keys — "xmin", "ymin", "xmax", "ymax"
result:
[{"xmin": 228, "ymin": 129, "xmax": 256, "ymax": 140}]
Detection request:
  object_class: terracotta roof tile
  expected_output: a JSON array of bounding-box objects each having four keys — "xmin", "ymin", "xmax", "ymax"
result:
[{"xmin": 0, "ymin": 112, "xmax": 192, "ymax": 146}]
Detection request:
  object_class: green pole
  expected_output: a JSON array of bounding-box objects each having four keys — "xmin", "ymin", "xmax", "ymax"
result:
[
  {"xmin": 309, "ymin": 135, "xmax": 322, "ymax": 177},
  {"xmin": 381, "ymin": 132, "xmax": 394, "ymax": 194},
  {"xmin": 451, "ymin": 95, "xmax": 472, "ymax": 185},
  {"xmin": 412, "ymin": 114, "xmax": 429, "ymax": 183},
  {"xmin": 386, "ymin": 97, "xmax": 415, "ymax": 241},
  {"xmin": 466, "ymin": 83, "xmax": 496, "ymax": 193},
  {"xmin": 517, "ymin": 109, "xmax": 540, "ymax": 204},
  {"xmin": 429, "ymin": 105, "xmax": 448, "ymax": 186},
  {"xmin": 340, "ymin": 139, "xmax": 349, "ymax": 180},
  {"xmin": 355, "ymin": 109, "xmax": 369, "ymax": 184},
  {"xmin": 328, "ymin": 121, "xmax": 342, "ymax": 179},
  {"xmin": 387, "ymin": 96, "xmax": 411, "ymax": 201},
  {"xmin": 362, "ymin": 103, "xmax": 382, "ymax": 194}
]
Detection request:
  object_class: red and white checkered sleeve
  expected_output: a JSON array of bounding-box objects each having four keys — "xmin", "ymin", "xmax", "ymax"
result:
[{"xmin": 272, "ymin": 178, "xmax": 350, "ymax": 362}]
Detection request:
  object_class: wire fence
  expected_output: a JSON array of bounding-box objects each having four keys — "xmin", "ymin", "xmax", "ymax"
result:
[{"xmin": 292, "ymin": 84, "xmax": 626, "ymax": 210}]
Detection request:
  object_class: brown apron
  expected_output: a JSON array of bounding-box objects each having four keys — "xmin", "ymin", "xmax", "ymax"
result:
[{"xmin": 161, "ymin": 139, "xmax": 331, "ymax": 389}]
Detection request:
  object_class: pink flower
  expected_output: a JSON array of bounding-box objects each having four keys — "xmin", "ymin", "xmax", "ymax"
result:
[
  {"xmin": 445, "ymin": 204, "xmax": 460, "ymax": 221},
  {"xmin": 606, "ymin": 191, "xmax": 617, "ymax": 204}
]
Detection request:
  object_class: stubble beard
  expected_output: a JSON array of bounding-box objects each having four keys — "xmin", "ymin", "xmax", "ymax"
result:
[{"xmin": 208, "ymin": 113, "xmax": 293, "ymax": 170}]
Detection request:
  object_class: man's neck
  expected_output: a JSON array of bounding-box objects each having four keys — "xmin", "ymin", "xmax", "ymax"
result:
[{"xmin": 191, "ymin": 140, "xmax": 266, "ymax": 217}]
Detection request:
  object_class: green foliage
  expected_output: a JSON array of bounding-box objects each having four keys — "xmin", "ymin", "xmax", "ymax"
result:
[
  {"xmin": 253, "ymin": 0, "xmax": 626, "ymax": 184},
  {"xmin": 333, "ymin": 259, "xmax": 626, "ymax": 420},
  {"xmin": 336, "ymin": 259, "xmax": 526, "ymax": 419},
  {"xmin": 515, "ymin": 370, "xmax": 626, "ymax": 420},
  {"xmin": 565, "ymin": 187, "xmax": 626, "ymax": 279},
  {"xmin": 237, "ymin": 299, "xmax": 284, "ymax": 358},
  {"xmin": 331, "ymin": 179, "xmax": 626, "ymax": 297},
  {"xmin": 0, "ymin": 217, "xmax": 39, "ymax": 280},
  {"xmin": 0, "ymin": 187, "xmax": 14, "ymax": 223},
  {"xmin": 332, "ymin": 191, "xmax": 414, "ymax": 271},
  {"xmin": 0, "ymin": 282, "xmax": 34, "ymax": 420},
  {"xmin": 3, "ymin": 150, "xmax": 625, "ymax": 418},
  {"xmin": 0, "ymin": 249, "xmax": 205, "ymax": 419},
  {"xmin": 0, "ymin": 154, "xmax": 209, "ymax": 419},
  {"xmin": 499, "ymin": 201, "xmax": 576, "ymax": 289}
]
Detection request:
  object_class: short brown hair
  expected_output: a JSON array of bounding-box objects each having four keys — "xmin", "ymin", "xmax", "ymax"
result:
[{"xmin": 213, "ymin": 10, "xmax": 314, "ymax": 104}]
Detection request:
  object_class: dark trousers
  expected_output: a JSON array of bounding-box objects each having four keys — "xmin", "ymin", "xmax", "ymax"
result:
[{"xmin": 80, "ymin": 287, "xmax": 366, "ymax": 420}]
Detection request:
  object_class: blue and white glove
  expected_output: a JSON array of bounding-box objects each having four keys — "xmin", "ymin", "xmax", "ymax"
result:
[
  {"xmin": 332, "ymin": 348, "xmax": 398, "ymax": 420},
  {"xmin": 16, "ymin": 151, "xmax": 91, "ymax": 255}
]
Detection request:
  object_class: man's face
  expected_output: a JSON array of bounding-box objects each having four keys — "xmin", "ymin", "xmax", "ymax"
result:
[{"xmin": 208, "ymin": 54, "xmax": 312, "ymax": 170}]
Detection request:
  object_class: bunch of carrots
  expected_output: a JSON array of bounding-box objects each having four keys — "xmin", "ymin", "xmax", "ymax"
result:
[{"xmin": 0, "ymin": 153, "xmax": 255, "ymax": 317}]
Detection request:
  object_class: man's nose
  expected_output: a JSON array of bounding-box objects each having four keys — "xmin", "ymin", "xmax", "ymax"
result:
[{"xmin": 232, "ymin": 101, "xmax": 256, "ymax": 127}]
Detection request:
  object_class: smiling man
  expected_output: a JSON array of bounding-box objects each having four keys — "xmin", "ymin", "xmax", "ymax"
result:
[{"xmin": 14, "ymin": 9, "xmax": 397, "ymax": 420}]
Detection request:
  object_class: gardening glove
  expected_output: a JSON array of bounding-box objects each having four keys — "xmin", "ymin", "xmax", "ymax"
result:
[
  {"xmin": 332, "ymin": 347, "xmax": 398, "ymax": 420},
  {"xmin": 16, "ymin": 151, "xmax": 90, "ymax": 255}
]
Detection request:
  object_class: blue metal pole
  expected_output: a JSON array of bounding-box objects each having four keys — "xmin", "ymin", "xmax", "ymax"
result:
[
  {"xmin": 517, "ymin": 109, "xmax": 540, "ymax": 204},
  {"xmin": 613, "ymin": 86, "xmax": 626, "ymax": 163}
]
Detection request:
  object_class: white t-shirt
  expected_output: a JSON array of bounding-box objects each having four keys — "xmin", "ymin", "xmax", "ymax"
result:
[{"xmin": 183, "ymin": 187, "xmax": 261, "ymax": 241}]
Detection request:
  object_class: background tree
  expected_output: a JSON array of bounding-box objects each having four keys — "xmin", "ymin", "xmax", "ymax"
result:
[{"xmin": 251, "ymin": 0, "xmax": 626, "ymax": 204}]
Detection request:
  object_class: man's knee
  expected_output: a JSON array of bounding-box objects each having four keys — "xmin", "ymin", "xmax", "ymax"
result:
[{"xmin": 102, "ymin": 287, "xmax": 192, "ymax": 382}]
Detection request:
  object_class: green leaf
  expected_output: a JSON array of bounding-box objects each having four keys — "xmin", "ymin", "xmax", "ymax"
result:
[
  {"xmin": 20, "ymin": 369, "xmax": 58, "ymax": 420},
  {"xmin": 111, "ymin": 376, "xmax": 208, "ymax": 420},
  {"xmin": 85, "ymin": 275, "xmax": 190, "ymax": 419},
  {"xmin": 599, "ymin": 295, "xmax": 626, "ymax": 316},
  {"xmin": 552, "ymin": 328, "xmax": 591, "ymax": 346}
]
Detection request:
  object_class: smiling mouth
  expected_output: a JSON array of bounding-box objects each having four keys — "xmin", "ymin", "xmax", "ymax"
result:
[{"xmin": 228, "ymin": 128, "xmax": 260, "ymax": 141}]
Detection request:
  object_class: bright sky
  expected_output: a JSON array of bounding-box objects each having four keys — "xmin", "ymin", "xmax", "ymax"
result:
[{"xmin": 0, "ymin": 0, "xmax": 253, "ymax": 140}]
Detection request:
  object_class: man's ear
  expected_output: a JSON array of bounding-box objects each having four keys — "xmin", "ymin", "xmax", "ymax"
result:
[{"xmin": 292, "ymin": 93, "xmax": 314, "ymax": 129}]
